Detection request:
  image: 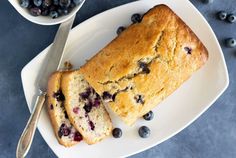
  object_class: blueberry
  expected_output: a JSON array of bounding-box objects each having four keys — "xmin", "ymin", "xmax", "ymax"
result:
[
  {"xmin": 50, "ymin": 5, "xmax": 58, "ymax": 11},
  {"xmin": 53, "ymin": 0, "xmax": 59, "ymax": 5},
  {"xmin": 184, "ymin": 47, "xmax": 192, "ymax": 55},
  {"xmin": 217, "ymin": 11, "xmax": 227, "ymax": 20},
  {"xmin": 139, "ymin": 62, "xmax": 150, "ymax": 74},
  {"xmin": 20, "ymin": 0, "xmax": 30, "ymax": 8},
  {"xmin": 72, "ymin": 0, "xmax": 83, "ymax": 5},
  {"xmin": 102, "ymin": 91, "xmax": 112, "ymax": 101},
  {"xmin": 134, "ymin": 95, "xmax": 144, "ymax": 104},
  {"xmin": 41, "ymin": 8, "xmax": 49, "ymax": 16},
  {"xmin": 42, "ymin": 0, "xmax": 52, "ymax": 8},
  {"xmin": 131, "ymin": 13, "xmax": 142, "ymax": 23},
  {"xmin": 143, "ymin": 111, "xmax": 154, "ymax": 121},
  {"xmin": 58, "ymin": 123, "xmax": 71, "ymax": 138},
  {"xmin": 138, "ymin": 126, "xmax": 150, "ymax": 138},
  {"xmin": 73, "ymin": 132, "xmax": 83, "ymax": 141},
  {"xmin": 49, "ymin": 10, "xmax": 59, "ymax": 18},
  {"xmin": 116, "ymin": 26, "xmax": 126, "ymax": 35},
  {"xmin": 50, "ymin": 104, "xmax": 53, "ymax": 110},
  {"xmin": 202, "ymin": 0, "xmax": 213, "ymax": 4},
  {"xmin": 73, "ymin": 107, "xmax": 79, "ymax": 114},
  {"xmin": 93, "ymin": 98, "xmax": 100, "ymax": 107},
  {"xmin": 79, "ymin": 91, "xmax": 90, "ymax": 100},
  {"xmin": 30, "ymin": 7, "xmax": 41, "ymax": 16},
  {"xmin": 53, "ymin": 90, "xmax": 65, "ymax": 101},
  {"xmin": 225, "ymin": 38, "xmax": 236, "ymax": 48},
  {"xmin": 89, "ymin": 121, "xmax": 95, "ymax": 130},
  {"xmin": 83, "ymin": 102, "xmax": 92, "ymax": 113},
  {"xmin": 33, "ymin": 0, "xmax": 42, "ymax": 7},
  {"xmin": 227, "ymin": 14, "xmax": 236, "ymax": 23},
  {"xmin": 58, "ymin": 8, "xmax": 69, "ymax": 15},
  {"xmin": 59, "ymin": 0, "xmax": 71, "ymax": 8},
  {"xmin": 68, "ymin": 2, "xmax": 76, "ymax": 11},
  {"xmin": 112, "ymin": 128, "xmax": 122, "ymax": 138}
]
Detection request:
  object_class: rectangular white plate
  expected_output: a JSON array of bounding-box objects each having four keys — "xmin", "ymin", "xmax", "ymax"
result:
[{"xmin": 21, "ymin": 0, "xmax": 229, "ymax": 157}]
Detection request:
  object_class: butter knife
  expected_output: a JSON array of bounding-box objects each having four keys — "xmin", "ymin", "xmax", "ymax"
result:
[{"xmin": 16, "ymin": 15, "xmax": 75, "ymax": 158}]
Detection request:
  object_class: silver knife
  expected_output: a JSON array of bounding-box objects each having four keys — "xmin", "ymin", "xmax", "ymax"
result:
[{"xmin": 16, "ymin": 15, "xmax": 75, "ymax": 158}]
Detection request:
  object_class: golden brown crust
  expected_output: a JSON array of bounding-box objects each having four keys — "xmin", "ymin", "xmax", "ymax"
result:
[
  {"xmin": 47, "ymin": 71, "xmax": 79, "ymax": 147},
  {"xmin": 80, "ymin": 5, "xmax": 208, "ymax": 125}
]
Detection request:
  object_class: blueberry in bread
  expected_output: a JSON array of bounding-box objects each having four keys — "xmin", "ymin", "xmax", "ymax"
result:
[
  {"xmin": 47, "ymin": 72, "xmax": 82, "ymax": 147},
  {"xmin": 60, "ymin": 70, "xmax": 113, "ymax": 144},
  {"xmin": 79, "ymin": 5, "xmax": 208, "ymax": 125}
]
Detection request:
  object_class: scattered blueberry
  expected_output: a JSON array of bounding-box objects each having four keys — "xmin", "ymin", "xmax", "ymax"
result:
[
  {"xmin": 225, "ymin": 38, "xmax": 236, "ymax": 48},
  {"xmin": 202, "ymin": 0, "xmax": 214, "ymax": 4},
  {"xmin": 138, "ymin": 126, "xmax": 150, "ymax": 138},
  {"xmin": 30, "ymin": 7, "xmax": 42, "ymax": 16},
  {"xmin": 33, "ymin": 0, "xmax": 42, "ymax": 7},
  {"xmin": 143, "ymin": 111, "xmax": 154, "ymax": 121},
  {"xmin": 89, "ymin": 121, "xmax": 95, "ymax": 130},
  {"xmin": 227, "ymin": 14, "xmax": 236, "ymax": 23},
  {"xmin": 131, "ymin": 13, "xmax": 142, "ymax": 23},
  {"xmin": 59, "ymin": 0, "xmax": 71, "ymax": 8},
  {"xmin": 73, "ymin": 0, "xmax": 83, "ymax": 5},
  {"xmin": 73, "ymin": 132, "xmax": 83, "ymax": 141},
  {"xmin": 53, "ymin": 90, "xmax": 65, "ymax": 101},
  {"xmin": 58, "ymin": 123, "xmax": 71, "ymax": 138},
  {"xmin": 116, "ymin": 26, "xmax": 126, "ymax": 35},
  {"xmin": 20, "ymin": 0, "xmax": 30, "ymax": 8},
  {"xmin": 184, "ymin": 47, "xmax": 192, "ymax": 55},
  {"xmin": 217, "ymin": 11, "xmax": 227, "ymax": 20},
  {"xmin": 112, "ymin": 128, "xmax": 122, "ymax": 138}
]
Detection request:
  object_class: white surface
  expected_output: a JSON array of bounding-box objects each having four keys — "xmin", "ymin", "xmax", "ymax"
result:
[
  {"xmin": 21, "ymin": 0, "xmax": 229, "ymax": 157},
  {"xmin": 8, "ymin": 0, "xmax": 85, "ymax": 25}
]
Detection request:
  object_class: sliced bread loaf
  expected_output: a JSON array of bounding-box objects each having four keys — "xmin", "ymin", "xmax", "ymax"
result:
[
  {"xmin": 61, "ymin": 70, "xmax": 112, "ymax": 144},
  {"xmin": 47, "ymin": 72, "xmax": 83, "ymax": 147}
]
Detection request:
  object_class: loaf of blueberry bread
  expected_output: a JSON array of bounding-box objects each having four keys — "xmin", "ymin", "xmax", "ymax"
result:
[
  {"xmin": 61, "ymin": 70, "xmax": 113, "ymax": 144},
  {"xmin": 47, "ymin": 72, "xmax": 83, "ymax": 147},
  {"xmin": 79, "ymin": 5, "xmax": 209, "ymax": 125}
]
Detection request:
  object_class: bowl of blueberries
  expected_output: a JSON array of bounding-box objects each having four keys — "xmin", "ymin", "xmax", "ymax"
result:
[{"xmin": 8, "ymin": 0, "xmax": 85, "ymax": 25}]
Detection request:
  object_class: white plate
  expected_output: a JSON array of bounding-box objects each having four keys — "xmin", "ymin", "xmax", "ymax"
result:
[{"xmin": 21, "ymin": 0, "xmax": 229, "ymax": 157}]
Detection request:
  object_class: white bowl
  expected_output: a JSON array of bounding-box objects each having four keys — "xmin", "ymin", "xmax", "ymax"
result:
[{"xmin": 8, "ymin": 0, "xmax": 85, "ymax": 25}]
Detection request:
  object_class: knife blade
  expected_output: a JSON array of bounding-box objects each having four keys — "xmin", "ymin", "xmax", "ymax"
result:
[
  {"xmin": 16, "ymin": 15, "xmax": 75, "ymax": 158},
  {"xmin": 37, "ymin": 15, "xmax": 76, "ymax": 92}
]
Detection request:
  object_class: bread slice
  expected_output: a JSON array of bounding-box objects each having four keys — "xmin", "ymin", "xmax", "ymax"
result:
[
  {"xmin": 47, "ymin": 72, "xmax": 83, "ymax": 147},
  {"xmin": 61, "ymin": 70, "xmax": 112, "ymax": 144},
  {"xmin": 79, "ymin": 4, "xmax": 208, "ymax": 125}
]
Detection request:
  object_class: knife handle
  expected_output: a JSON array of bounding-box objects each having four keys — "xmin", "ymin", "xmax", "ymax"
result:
[{"xmin": 16, "ymin": 92, "xmax": 46, "ymax": 158}]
